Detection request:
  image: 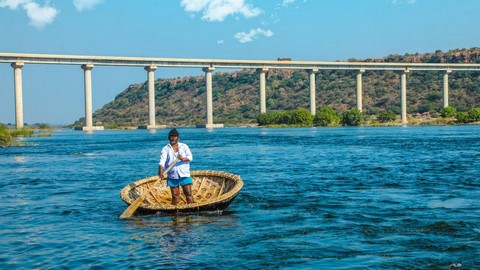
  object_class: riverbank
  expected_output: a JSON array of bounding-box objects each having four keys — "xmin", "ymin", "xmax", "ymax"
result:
[
  {"xmin": 0, "ymin": 124, "xmax": 52, "ymax": 147},
  {"xmin": 2, "ymin": 115, "xmax": 479, "ymax": 139}
]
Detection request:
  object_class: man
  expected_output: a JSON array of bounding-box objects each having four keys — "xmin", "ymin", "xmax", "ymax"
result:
[{"xmin": 158, "ymin": 128, "xmax": 195, "ymax": 205}]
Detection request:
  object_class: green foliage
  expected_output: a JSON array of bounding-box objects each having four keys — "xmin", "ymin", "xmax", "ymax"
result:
[
  {"xmin": 455, "ymin": 108, "xmax": 480, "ymax": 123},
  {"xmin": 342, "ymin": 108, "xmax": 364, "ymax": 126},
  {"xmin": 82, "ymin": 48, "xmax": 480, "ymax": 127},
  {"xmin": 37, "ymin": 123, "xmax": 51, "ymax": 130},
  {"xmin": 455, "ymin": 112, "xmax": 470, "ymax": 123},
  {"xmin": 468, "ymin": 108, "xmax": 480, "ymax": 121},
  {"xmin": 291, "ymin": 108, "xmax": 314, "ymax": 126},
  {"xmin": 0, "ymin": 124, "xmax": 12, "ymax": 145},
  {"xmin": 257, "ymin": 111, "xmax": 282, "ymax": 126},
  {"xmin": 440, "ymin": 106, "xmax": 457, "ymax": 118},
  {"xmin": 377, "ymin": 110, "xmax": 397, "ymax": 123},
  {"xmin": 257, "ymin": 108, "xmax": 313, "ymax": 126},
  {"xmin": 0, "ymin": 125, "xmax": 35, "ymax": 146},
  {"xmin": 10, "ymin": 127, "xmax": 34, "ymax": 138},
  {"xmin": 314, "ymin": 107, "xmax": 341, "ymax": 126}
]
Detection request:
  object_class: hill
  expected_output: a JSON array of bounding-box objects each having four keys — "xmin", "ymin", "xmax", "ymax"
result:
[{"xmin": 73, "ymin": 48, "xmax": 480, "ymax": 127}]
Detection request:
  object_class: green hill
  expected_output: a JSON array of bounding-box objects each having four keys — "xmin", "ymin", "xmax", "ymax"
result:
[{"xmin": 73, "ymin": 48, "xmax": 480, "ymax": 127}]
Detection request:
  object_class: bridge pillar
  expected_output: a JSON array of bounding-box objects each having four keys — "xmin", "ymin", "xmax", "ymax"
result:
[
  {"xmin": 11, "ymin": 62, "xmax": 24, "ymax": 129},
  {"xmin": 307, "ymin": 68, "xmax": 318, "ymax": 115},
  {"xmin": 356, "ymin": 69, "xmax": 365, "ymax": 112},
  {"xmin": 197, "ymin": 67, "xmax": 223, "ymax": 128},
  {"xmin": 258, "ymin": 68, "xmax": 268, "ymax": 114},
  {"xmin": 78, "ymin": 64, "xmax": 103, "ymax": 131},
  {"xmin": 443, "ymin": 70, "xmax": 452, "ymax": 108},
  {"xmin": 138, "ymin": 65, "xmax": 166, "ymax": 130},
  {"xmin": 400, "ymin": 69, "xmax": 409, "ymax": 125}
]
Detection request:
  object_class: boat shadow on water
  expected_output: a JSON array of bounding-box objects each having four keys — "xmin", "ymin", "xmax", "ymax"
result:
[{"xmin": 122, "ymin": 211, "xmax": 240, "ymax": 250}]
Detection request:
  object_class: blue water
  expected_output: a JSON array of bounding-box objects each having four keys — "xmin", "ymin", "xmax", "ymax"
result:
[{"xmin": 1, "ymin": 126, "xmax": 479, "ymax": 269}]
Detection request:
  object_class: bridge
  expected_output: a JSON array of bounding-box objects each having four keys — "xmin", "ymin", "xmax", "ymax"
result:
[{"xmin": 2, "ymin": 52, "xmax": 480, "ymax": 129}]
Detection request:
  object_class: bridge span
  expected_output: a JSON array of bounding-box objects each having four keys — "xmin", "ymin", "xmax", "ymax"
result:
[{"xmin": 2, "ymin": 52, "xmax": 480, "ymax": 129}]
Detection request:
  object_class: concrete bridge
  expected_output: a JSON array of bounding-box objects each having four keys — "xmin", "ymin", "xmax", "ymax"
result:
[{"xmin": 2, "ymin": 52, "xmax": 480, "ymax": 130}]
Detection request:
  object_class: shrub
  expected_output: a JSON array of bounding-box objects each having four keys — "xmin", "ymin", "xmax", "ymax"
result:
[
  {"xmin": 455, "ymin": 112, "xmax": 470, "ymax": 123},
  {"xmin": 314, "ymin": 107, "xmax": 341, "ymax": 126},
  {"xmin": 468, "ymin": 108, "xmax": 480, "ymax": 121},
  {"xmin": 36, "ymin": 123, "xmax": 51, "ymax": 130},
  {"xmin": 377, "ymin": 110, "xmax": 397, "ymax": 123},
  {"xmin": 10, "ymin": 127, "xmax": 34, "ymax": 138},
  {"xmin": 0, "ymin": 124, "xmax": 12, "ymax": 145},
  {"xmin": 342, "ymin": 108, "xmax": 364, "ymax": 126},
  {"xmin": 278, "ymin": 111, "xmax": 293, "ymax": 125},
  {"xmin": 291, "ymin": 108, "xmax": 314, "ymax": 126},
  {"xmin": 257, "ymin": 111, "xmax": 281, "ymax": 126},
  {"xmin": 257, "ymin": 109, "xmax": 313, "ymax": 126},
  {"xmin": 440, "ymin": 106, "xmax": 457, "ymax": 118},
  {"xmin": 456, "ymin": 108, "xmax": 480, "ymax": 123}
]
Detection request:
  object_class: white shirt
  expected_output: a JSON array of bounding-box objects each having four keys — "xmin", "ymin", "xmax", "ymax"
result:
[{"xmin": 158, "ymin": 142, "xmax": 192, "ymax": 179}]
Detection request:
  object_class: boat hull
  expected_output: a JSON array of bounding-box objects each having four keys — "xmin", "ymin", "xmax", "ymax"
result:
[{"xmin": 120, "ymin": 170, "xmax": 243, "ymax": 214}]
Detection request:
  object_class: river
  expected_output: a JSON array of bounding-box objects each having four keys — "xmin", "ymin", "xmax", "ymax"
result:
[{"xmin": 0, "ymin": 126, "xmax": 479, "ymax": 269}]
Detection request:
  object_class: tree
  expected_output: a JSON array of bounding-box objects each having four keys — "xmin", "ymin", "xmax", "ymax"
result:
[
  {"xmin": 314, "ymin": 107, "xmax": 341, "ymax": 126},
  {"xmin": 455, "ymin": 108, "xmax": 480, "ymax": 123},
  {"xmin": 291, "ymin": 108, "xmax": 314, "ymax": 126},
  {"xmin": 456, "ymin": 112, "xmax": 470, "ymax": 123},
  {"xmin": 468, "ymin": 108, "xmax": 480, "ymax": 121},
  {"xmin": 377, "ymin": 110, "xmax": 397, "ymax": 123},
  {"xmin": 440, "ymin": 106, "xmax": 457, "ymax": 118},
  {"xmin": 257, "ymin": 111, "xmax": 281, "ymax": 126},
  {"xmin": 342, "ymin": 108, "xmax": 364, "ymax": 126}
]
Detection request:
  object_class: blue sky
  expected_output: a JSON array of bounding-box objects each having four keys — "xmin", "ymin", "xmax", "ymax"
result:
[{"xmin": 1, "ymin": 0, "xmax": 479, "ymax": 125}]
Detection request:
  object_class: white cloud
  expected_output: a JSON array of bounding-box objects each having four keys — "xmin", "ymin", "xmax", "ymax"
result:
[
  {"xmin": 0, "ymin": 0, "xmax": 103, "ymax": 29},
  {"xmin": 217, "ymin": 40, "xmax": 224, "ymax": 45},
  {"xmin": 234, "ymin": 28, "xmax": 273, "ymax": 43},
  {"xmin": 0, "ymin": 0, "xmax": 29, "ymax": 9},
  {"xmin": 282, "ymin": 0, "xmax": 294, "ymax": 7},
  {"xmin": 0, "ymin": 0, "xmax": 58, "ymax": 29},
  {"xmin": 73, "ymin": 0, "xmax": 103, "ymax": 12},
  {"xmin": 23, "ymin": 1, "xmax": 57, "ymax": 28},
  {"xmin": 180, "ymin": 0, "xmax": 261, "ymax": 22}
]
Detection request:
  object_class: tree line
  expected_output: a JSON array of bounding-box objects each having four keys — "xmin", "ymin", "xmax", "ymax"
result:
[{"xmin": 256, "ymin": 105, "xmax": 480, "ymax": 127}]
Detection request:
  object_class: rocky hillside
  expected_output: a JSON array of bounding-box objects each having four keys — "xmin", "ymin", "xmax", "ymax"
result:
[{"xmin": 74, "ymin": 48, "xmax": 480, "ymax": 127}]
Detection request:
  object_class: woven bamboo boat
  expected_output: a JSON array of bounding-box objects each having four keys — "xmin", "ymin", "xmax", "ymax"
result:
[{"xmin": 120, "ymin": 170, "xmax": 243, "ymax": 214}]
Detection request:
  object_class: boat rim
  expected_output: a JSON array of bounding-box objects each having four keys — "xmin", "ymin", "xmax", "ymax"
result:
[{"xmin": 120, "ymin": 170, "xmax": 244, "ymax": 211}]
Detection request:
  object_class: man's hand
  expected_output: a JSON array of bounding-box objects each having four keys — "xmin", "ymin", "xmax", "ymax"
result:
[{"xmin": 158, "ymin": 165, "xmax": 164, "ymax": 180}]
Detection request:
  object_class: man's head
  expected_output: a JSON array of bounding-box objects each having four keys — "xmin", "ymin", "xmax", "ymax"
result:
[
  {"xmin": 168, "ymin": 128, "xmax": 179, "ymax": 137},
  {"xmin": 168, "ymin": 128, "xmax": 179, "ymax": 145}
]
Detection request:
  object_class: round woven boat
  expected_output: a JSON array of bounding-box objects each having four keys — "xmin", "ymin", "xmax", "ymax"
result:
[{"xmin": 120, "ymin": 170, "xmax": 243, "ymax": 214}]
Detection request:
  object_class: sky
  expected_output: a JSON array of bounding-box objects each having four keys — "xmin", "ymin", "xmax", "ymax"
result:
[{"xmin": 0, "ymin": 0, "xmax": 479, "ymax": 125}]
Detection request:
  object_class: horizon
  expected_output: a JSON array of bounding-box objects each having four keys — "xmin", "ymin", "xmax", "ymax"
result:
[{"xmin": 1, "ymin": 0, "xmax": 479, "ymax": 124}]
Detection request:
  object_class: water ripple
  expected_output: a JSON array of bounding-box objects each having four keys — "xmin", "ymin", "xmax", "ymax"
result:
[{"xmin": 0, "ymin": 127, "xmax": 479, "ymax": 268}]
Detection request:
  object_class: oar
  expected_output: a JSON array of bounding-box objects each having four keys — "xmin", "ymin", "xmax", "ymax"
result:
[{"xmin": 119, "ymin": 158, "xmax": 179, "ymax": 219}]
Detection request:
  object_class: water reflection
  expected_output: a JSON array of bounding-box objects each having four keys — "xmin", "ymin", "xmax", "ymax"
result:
[
  {"xmin": 14, "ymin": 155, "xmax": 26, "ymax": 163},
  {"xmin": 122, "ymin": 212, "xmax": 240, "ymax": 266},
  {"xmin": 125, "ymin": 211, "xmax": 238, "ymax": 231}
]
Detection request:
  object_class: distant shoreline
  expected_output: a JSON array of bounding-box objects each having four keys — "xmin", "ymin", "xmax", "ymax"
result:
[{"xmin": 72, "ymin": 117, "xmax": 479, "ymax": 130}]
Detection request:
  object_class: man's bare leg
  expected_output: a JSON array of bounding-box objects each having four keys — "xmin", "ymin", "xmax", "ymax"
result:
[
  {"xmin": 170, "ymin": 187, "xmax": 180, "ymax": 205},
  {"xmin": 182, "ymin": 184, "xmax": 195, "ymax": 203}
]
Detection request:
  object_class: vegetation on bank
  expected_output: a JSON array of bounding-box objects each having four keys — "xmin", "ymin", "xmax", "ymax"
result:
[
  {"xmin": 256, "ymin": 106, "xmax": 480, "ymax": 127},
  {"xmin": 72, "ymin": 48, "xmax": 480, "ymax": 128},
  {"xmin": 0, "ymin": 123, "xmax": 52, "ymax": 147}
]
